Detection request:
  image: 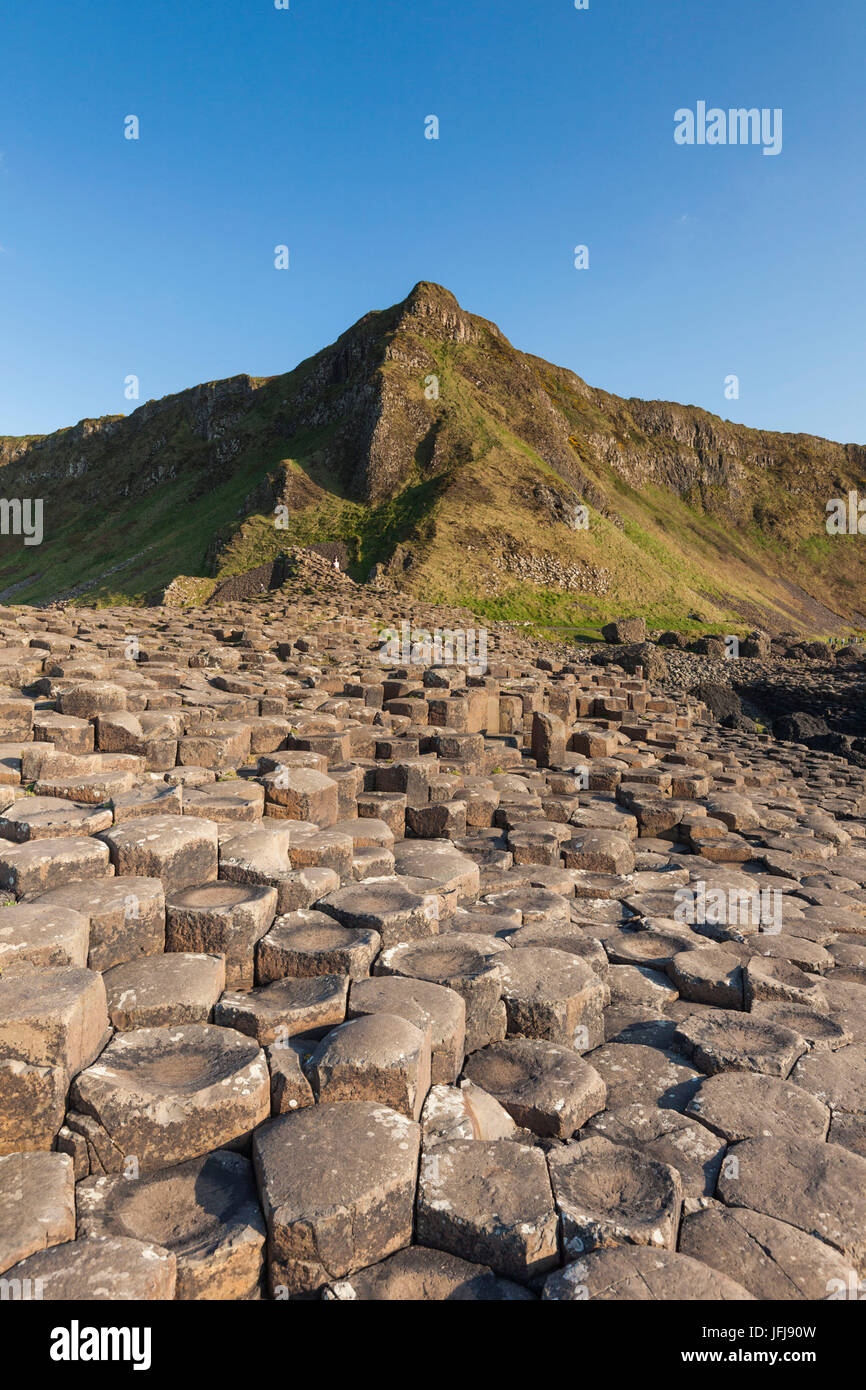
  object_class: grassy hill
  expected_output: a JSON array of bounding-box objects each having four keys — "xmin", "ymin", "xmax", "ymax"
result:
[{"xmin": 1, "ymin": 281, "xmax": 864, "ymax": 635}]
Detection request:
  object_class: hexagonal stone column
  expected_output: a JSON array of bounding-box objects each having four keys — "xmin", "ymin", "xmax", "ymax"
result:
[
  {"xmin": 178, "ymin": 723, "xmax": 251, "ymax": 771},
  {"xmin": 744, "ymin": 957, "xmax": 827, "ymax": 1011},
  {"xmin": 166, "ymin": 881, "xmax": 277, "ymax": 989},
  {"xmin": 0, "ymin": 966, "xmax": 110, "ymax": 1153},
  {"xmin": 585, "ymin": 1103, "xmax": 726, "ymax": 1202},
  {"xmin": 392, "ymin": 841, "xmax": 480, "ymax": 903},
  {"xmin": 667, "ymin": 947, "xmax": 744, "ymax": 1009},
  {"xmin": 0, "ymin": 901, "xmax": 89, "ymax": 975},
  {"xmin": 69, "ymin": 1024, "xmax": 270, "ymax": 1174},
  {"xmin": 284, "ymin": 825, "xmax": 354, "ymax": 877},
  {"xmin": 377, "ymin": 934, "xmax": 508, "ymax": 1052},
  {"xmin": 790, "ymin": 1043, "xmax": 866, "ymax": 1121},
  {"xmin": 716, "ymin": 1135, "xmax": 866, "ymax": 1267},
  {"xmin": 183, "ymin": 782, "xmax": 265, "ymax": 823},
  {"xmin": 498, "ymin": 947, "xmax": 607, "ymax": 1050},
  {"xmin": 0, "ymin": 697, "xmax": 34, "ymax": 739},
  {"xmin": 256, "ymin": 909, "xmax": 380, "ymax": 984},
  {"xmin": 3, "ymin": 1234, "xmax": 176, "ymax": 1300},
  {"xmin": 59, "ymin": 682, "xmax": 129, "ymax": 718},
  {"xmin": 562, "ymin": 830, "xmax": 635, "ymax": 875},
  {"xmin": 323, "ymin": 1246, "xmax": 534, "ymax": 1301},
  {"xmin": 464, "ymin": 1038, "xmax": 607, "ymax": 1138},
  {"xmin": 686, "ymin": 1070, "xmax": 830, "ymax": 1143},
  {"xmin": 99, "ymin": 815, "xmax": 219, "ymax": 895},
  {"xmin": 264, "ymin": 768, "xmax": 338, "ymax": 826},
  {"xmin": 680, "ymin": 1205, "xmax": 859, "ymax": 1300},
  {"xmin": 28, "ymin": 876, "xmax": 165, "ymax": 972},
  {"xmin": 103, "ymin": 953, "xmax": 226, "ymax": 1030},
  {"xmin": 751, "ymin": 999, "xmax": 849, "ymax": 1052},
  {"xmin": 0, "ymin": 1060, "xmax": 67, "ymax": 1156},
  {"xmin": 0, "ymin": 796, "xmax": 113, "ymax": 841},
  {"xmin": 77, "ymin": 1150, "xmax": 266, "ymax": 1299},
  {"xmin": 215, "ymin": 973, "xmax": 348, "ymax": 1044},
  {"xmin": 253, "ymin": 1102, "xmax": 420, "ymax": 1296},
  {"xmin": 542, "ymin": 1246, "xmax": 753, "ymax": 1301},
  {"xmin": 348, "ymin": 975, "xmax": 466, "ymax": 1084},
  {"xmin": 589, "ymin": 1042, "xmax": 702, "ymax": 1112},
  {"xmin": 0, "ymin": 1152, "xmax": 75, "ymax": 1273},
  {"xmin": 0, "ymin": 836, "xmax": 113, "ymax": 897},
  {"xmin": 416, "ymin": 1138, "xmax": 558, "ymax": 1283},
  {"xmin": 317, "ymin": 878, "xmax": 439, "ymax": 949},
  {"xmin": 547, "ymin": 1136, "xmax": 683, "ymax": 1257},
  {"xmin": 308, "ymin": 1013, "xmax": 431, "ymax": 1119},
  {"xmin": 486, "ymin": 886, "xmax": 571, "ymax": 927},
  {"xmin": 673, "ymin": 1009, "xmax": 809, "ymax": 1078}
]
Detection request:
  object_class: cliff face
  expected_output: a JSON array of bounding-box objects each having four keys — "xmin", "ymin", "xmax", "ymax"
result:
[{"xmin": 1, "ymin": 281, "xmax": 863, "ymax": 630}]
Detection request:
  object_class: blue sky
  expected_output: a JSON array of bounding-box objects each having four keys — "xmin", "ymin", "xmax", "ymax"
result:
[{"xmin": 1, "ymin": 0, "xmax": 864, "ymax": 443}]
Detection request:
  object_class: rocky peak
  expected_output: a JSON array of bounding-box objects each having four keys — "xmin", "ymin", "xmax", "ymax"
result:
[{"xmin": 399, "ymin": 281, "xmax": 499, "ymax": 346}]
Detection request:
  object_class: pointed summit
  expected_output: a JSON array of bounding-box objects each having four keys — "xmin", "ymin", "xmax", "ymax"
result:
[
  {"xmin": 405, "ymin": 281, "xmax": 460, "ymax": 309},
  {"xmin": 396, "ymin": 282, "xmax": 506, "ymax": 346}
]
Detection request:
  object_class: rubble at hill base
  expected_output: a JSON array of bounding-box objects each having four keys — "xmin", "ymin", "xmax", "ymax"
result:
[{"xmin": 1, "ymin": 586, "xmax": 866, "ymax": 1303}]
